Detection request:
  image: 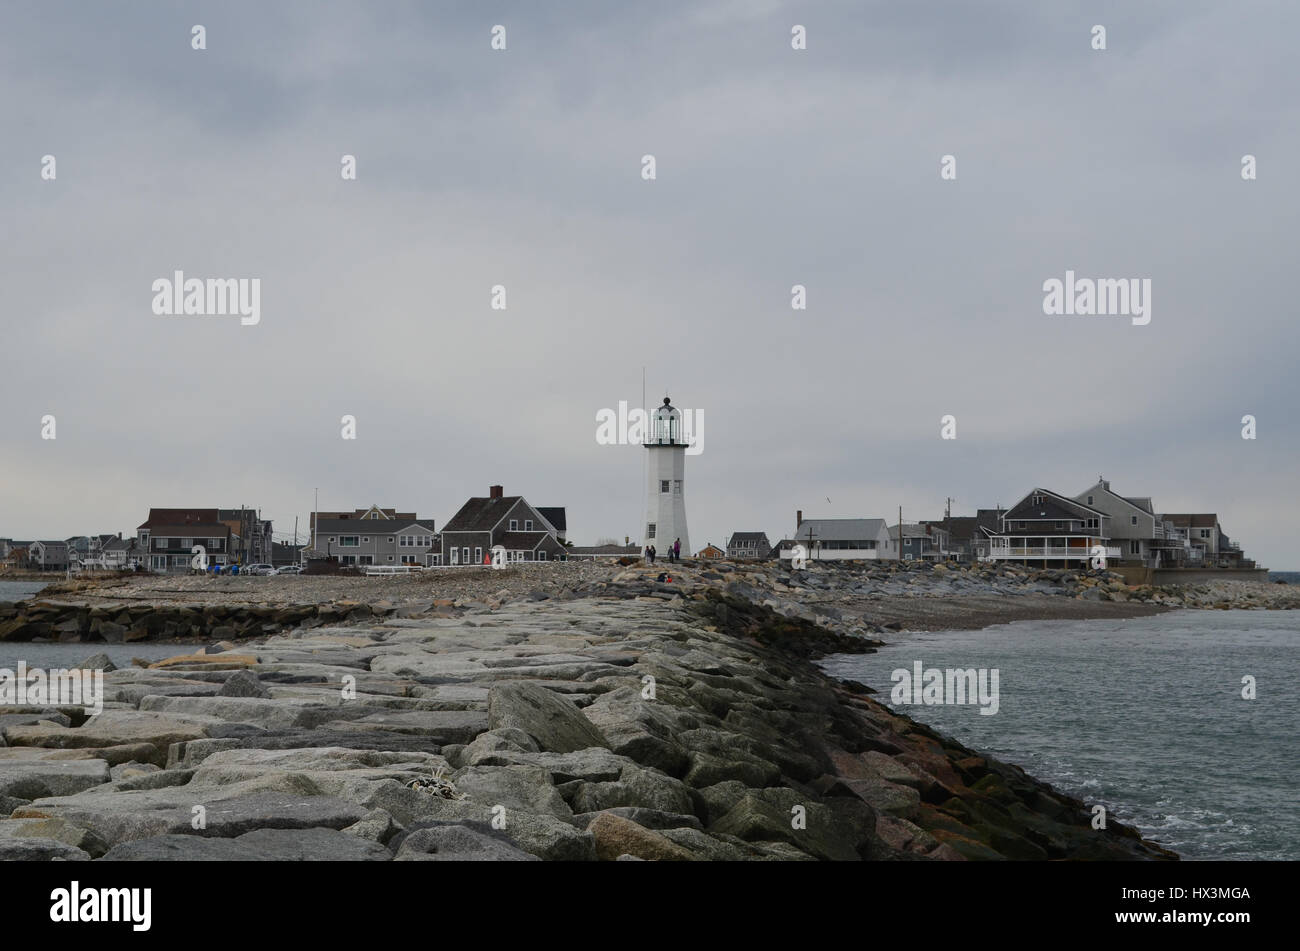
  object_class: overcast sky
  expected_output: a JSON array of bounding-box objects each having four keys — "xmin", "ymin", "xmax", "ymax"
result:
[{"xmin": 2, "ymin": 1, "xmax": 1296, "ymax": 568}]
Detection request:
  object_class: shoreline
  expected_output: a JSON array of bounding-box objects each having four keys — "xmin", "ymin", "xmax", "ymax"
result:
[{"xmin": 0, "ymin": 562, "xmax": 1188, "ymax": 861}]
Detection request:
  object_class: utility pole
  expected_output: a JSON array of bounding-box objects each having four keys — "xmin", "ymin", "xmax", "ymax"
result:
[
  {"xmin": 898, "ymin": 505, "xmax": 903, "ymax": 564},
  {"xmin": 945, "ymin": 497, "xmax": 954, "ymax": 561}
]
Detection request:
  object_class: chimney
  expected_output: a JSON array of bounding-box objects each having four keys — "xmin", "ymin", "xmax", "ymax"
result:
[
  {"xmin": 796, "ymin": 510, "xmax": 803, "ymax": 528},
  {"xmin": 489, "ymin": 485, "xmax": 503, "ymax": 500}
]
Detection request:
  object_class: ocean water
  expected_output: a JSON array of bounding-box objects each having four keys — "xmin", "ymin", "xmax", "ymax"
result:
[
  {"xmin": 0, "ymin": 580, "xmax": 47, "ymax": 601},
  {"xmin": 1268, "ymin": 571, "xmax": 1300, "ymax": 584},
  {"xmin": 0, "ymin": 581, "xmax": 190, "ymax": 669},
  {"xmin": 820, "ymin": 609, "xmax": 1300, "ymax": 861}
]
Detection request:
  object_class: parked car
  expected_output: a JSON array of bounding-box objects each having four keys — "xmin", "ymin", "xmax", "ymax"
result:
[
  {"xmin": 275, "ymin": 565, "xmax": 303, "ymax": 575},
  {"xmin": 244, "ymin": 564, "xmax": 276, "ymax": 575}
]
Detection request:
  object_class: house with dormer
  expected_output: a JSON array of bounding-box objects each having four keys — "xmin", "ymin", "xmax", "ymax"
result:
[
  {"xmin": 985, "ymin": 488, "xmax": 1116, "ymax": 568},
  {"xmin": 440, "ymin": 485, "xmax": 566, "ymax": 565},
  {"xmin": 309, "ymin": 504, "xmax": 437, "ymax": 567}
]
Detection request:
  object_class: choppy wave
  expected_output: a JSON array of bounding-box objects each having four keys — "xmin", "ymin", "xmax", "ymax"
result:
[{"xmin": 821, "ymin": 609, "xmax": 1300, "ymax": 860}]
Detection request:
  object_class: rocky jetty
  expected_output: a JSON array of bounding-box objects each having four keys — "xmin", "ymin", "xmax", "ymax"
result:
[{"xmin": 0, "ymin": 565, "xmax": 1177, "ymax": 861}]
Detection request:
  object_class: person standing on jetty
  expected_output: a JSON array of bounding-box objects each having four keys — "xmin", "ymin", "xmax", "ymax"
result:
[{"xmin": 673, "ymin": 538, "xmax": 681, "ymax": 562}]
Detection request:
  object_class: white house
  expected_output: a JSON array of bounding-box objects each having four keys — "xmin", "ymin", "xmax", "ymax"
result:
[{"xmin": 781, "ymin": 512, "xmax": 895, "ymax": 562}]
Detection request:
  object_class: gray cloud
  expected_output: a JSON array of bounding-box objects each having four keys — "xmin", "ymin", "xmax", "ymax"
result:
[{"xmin": 1, "ymin": 1, "xmax": 1295, "ymax": 566}]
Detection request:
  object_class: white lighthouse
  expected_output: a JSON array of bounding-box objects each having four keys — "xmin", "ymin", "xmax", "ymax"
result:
[{"xmin": 643, "ymin": 396, "xmax": 690, "ymax": 556}]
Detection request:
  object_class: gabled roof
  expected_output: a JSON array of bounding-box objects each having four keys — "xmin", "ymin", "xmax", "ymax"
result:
[
  {"xmin": 313, "ymin": 518, "xmax": 417, "ymax": 535},
  {"xmin": 443, "ymin": 496, "xmax": 525, "ymax": 533},
  {"xmin": 1162, "ymin": 513, "xmax": 1219, "ymax": 528},
  {"xmin": 926, "ymin": 516, "xmax": 981, "ymax": 541},
  {"xmin": 536, "ymin": 507, "xmax": 566, "ymax": 532},
  {"xmin": 392, "ymin": 520, "xmax": 437, "ymax": 533},
  {"xmin": 727, "ymin": 532, "xmax": 769, "ymax": 542},
  {"xmin": 138, "ymin": 508, "xmax": 222, "ymax": 529},
  {"xmin": 1005, "ymin": 488, "xmax": 1104, "ymax": 521},
  {"xmin": 1075, "ymin": 481, "xmax": 1155, "ymax": 517},
  {"xmin": 888, "ymin": 522, "xmax": 942, "ymax": 538},
  {"xmin": 495, "ymin": 531, "xmax": 553, "ymax": 550},
  {"xmin": 792, "ymin": 518, "xmax": 888, "ymax": 542}
]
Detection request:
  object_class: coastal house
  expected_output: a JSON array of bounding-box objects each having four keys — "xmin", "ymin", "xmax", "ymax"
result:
[
  {"xmin": 1072, "ymin": 479, "xmax": 1177, "ymax": 567},
  {"xmin": 309, "ymin": 505, "xmax": 438, "ymax": 567},
  {"xmin": 1161, "ymin": 514, "xmax": 1247, "ymax": 567},
  {"xmin": 925, "ymin": 511, "xmax": 1003, "ymax": 563},
  {"xmin": 696, "ymin": 542, "xmax": 725, "ymax": 559},
  {"xmin": 218, "ymin": 509, "xmax": 275, "ymax": 567},
  {"xmin": 536, "ymin": 508, "xmax": 567, "ymax": 544},
  {"xmin": 887, "ymin": 522, "xmax": 953, "ymax": 562},
  {"xmin": 985, "ymin": 488, "xmax": 1116, "ymax": 568},
  {"xmin": 440, "ymin": 485, "xmax": 566, "ymax": 565},
  {"xmin": 725, "ymin": 532, "xmax": 772, "ymax": 560},
  {"xmin": 137, "ymin": 508, "xmax": 235, "ymax": 572},
  {"xmin": 780, "ymin": 512, "xmax": 895, "ymax": 563},
  {"xmin": 100, "ymin": 535, "xmax": 143, "ymax": 569},
  {"xmin": 272, "ymin": 542, "xmax": 305, "ymax": 567},
  {"xmin": 0, "ymin": 539, "xmax": 33, "ymax": 564},
  {"xmin": 28, "ymin": 540, "xmax": 70, "ymax": 570}
]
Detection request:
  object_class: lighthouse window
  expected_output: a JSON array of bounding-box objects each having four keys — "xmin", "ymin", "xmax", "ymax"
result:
[
  {"xmin": 647, "ymin": 523, "xmax": 656, "ymax": 539},
  {"xmin": 660, "ymin": 481, "xmax": 670, "ymax": 493},
  {"xmin": 673, "ymin": 480, "xmax": 681, "ymax": 494}
]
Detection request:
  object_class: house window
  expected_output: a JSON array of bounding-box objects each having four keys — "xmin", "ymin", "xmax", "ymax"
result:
[
  {"xmin": 509, "ymin": 520, "xmax": 518, "ymax": 531},
  {"xmin": 329, "ymin": 537, "xmax": 336, "ymax": 543},
  {"xmin": 1200, "ymin": 529, "xmax": 1211, "ymax": 539},
  {"xmin": 359, "ymin": 555, "xmax": 374, "ymax": 565},
  {"xmin": 474, "ymin": 547, "xmax": 483, "ymax": 564},
  {"xmin": 537, "ymin": 550, "xmax": 547, "ymax": 561},
  {"xmin": 388, "ymin": 536, "xmax": 394, "ymax": 543},
  {"xmin": 1087, "ymin": 496, "xmax": 1094, "ymax": 505},
  {"xmin": 660, "ymin": 481, "xmax": 670, "ymax": 493},
  {"xmin": 1130, "ymin": 541, "xmax": 1141, "ymax": 555},
  {"xmin": 524, "ymin": 520, "xmax": 532, "ymax": 531},
  {"xmin": 340, "ymin": 536, "xmax": 359, "ymax": 547},
  {"xmin": 362, "ymin": 537, "xmax": 370, "ymax": 543},
  {"xmin": 1130, "ymin": 516, "xmax": 1137, "ymax": 526},
  {"xmin": 341, "ymin": 555, "xmax": 356, "ymax": 565},
  {"xmin": 462, "ymin": 547, "xmax": 470, "ymax": 564},
  {"xmin": 430, "ymin": 554, "xmax": 441, "ymax": 566},
  {"xmin": 647, "ymin": 523, "xmax": 656, "ymax": 539}
]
